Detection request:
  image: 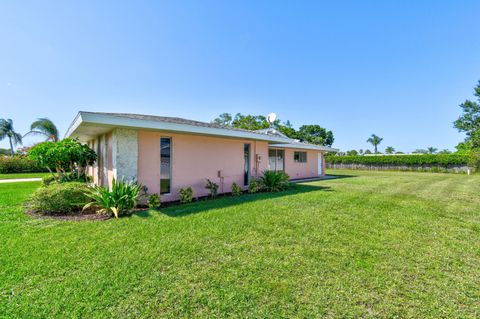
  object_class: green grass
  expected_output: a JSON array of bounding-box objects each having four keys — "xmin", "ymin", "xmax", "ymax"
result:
[
  {"xmin": 1, "ymin": 170, "xmax": 479, "ymax": 318},
  {"xmin": 0, "ymin": 172, "xmax": 49, "ymax": 180}
]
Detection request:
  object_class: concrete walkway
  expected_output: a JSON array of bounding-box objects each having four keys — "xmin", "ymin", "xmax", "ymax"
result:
[
  {"xmin": 0, "ymin": 178, "xmax": 42, "ymax": 183},
  {"xmin": 291, "ymin": 175, "xmax": 339, "ymax": 183}
]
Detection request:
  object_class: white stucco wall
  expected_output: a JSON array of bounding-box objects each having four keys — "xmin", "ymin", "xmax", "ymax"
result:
[{"xmin": 112, "ymin": 128, "xmax": 138, "ymax": 181}]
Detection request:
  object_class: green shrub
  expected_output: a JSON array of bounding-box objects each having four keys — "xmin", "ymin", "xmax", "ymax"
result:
[
  {"xmin": 259, "ymin": 171, "xmax": 290, "ymax": 192},
  {"xmin": 0, "ymin": 156, "xmax": 48, "ymax": 173},
  {"xmin": 326, "ymin": 154, "xmax": 469, "ymax": 166},
  {"xmin": 469, "ymin": 152, "xmax": 480, "ymax": 172},
  {"xmin": 28, "ymin": 138, "xmax": 96, "ymax": 180},
  {"xmin": 29, "ymin": 182, "xmax": 90, "ymax": 214},
  {"xmin": 59, "ymin": 172, "xmax": 92, "ymax": 183},
  {"xmin": 84, "ymin": 178, "xmax": 141, "ymax": 218},
  {"xmin": 231, "ymin": 182, "xmax": 242, "ymax": 196},
  {"xmin": 248, "ymin": 179, "xmax": 260, "ymax": 193},
  {"xmin": 148, "ymin": 193, "xmax": 161, "ymax": 209},
  {"xmin": 205, "ymin": 179, "xmax": 219, "ymax": 198},
  {"xmin": 178, "ymin": 187, "xmax": 193, "ymax": 203},
  {"xmin": 41, "ymin": 174, "xmax": 57, "ymax": 187}
]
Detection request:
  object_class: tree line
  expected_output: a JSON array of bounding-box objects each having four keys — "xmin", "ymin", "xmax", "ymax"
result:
[{"xmin": 212, "ymin": 113, "xmax": 334, "ymax": 147}]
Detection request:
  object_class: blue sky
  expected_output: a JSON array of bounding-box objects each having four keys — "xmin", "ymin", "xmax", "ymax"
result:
[{"xmin": 1, "ymin": 1, "xmax": 479, "ymax": 152}]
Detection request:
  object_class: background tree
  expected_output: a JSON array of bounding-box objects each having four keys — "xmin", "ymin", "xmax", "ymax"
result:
[
  {"xmin": 427, "ymin": 147, "xmax": 438, "ymax": 154},
  {"xmin": 0, "ymin": 119, "xmax": 23, "ymax": 156},
  {"xmin": 297, "ymin": 125, "xmax": 334, "ymax": 147},
  {"xmin": 438, "ymin": 149, "xmax": 451, "ymax": 154},
  {"xmin": 211, "ymin": 113, "xmax": 334, "ymax": 146},
  {"xmin": 454, "ymin": 80, "xmax": 480, "ymax": 150},
  {"xmin": 346, "ymin": 149, "xmax": 358, "ymax": 156},
  {"xmin": 364, "ymin": 149, "xmax": 372, "ymax": 155},
  {"xmin": 277, "ymin": 120, "xmax": 298, "ymax": 140},
  {"xmin": 358, "ymin": 149, "xmax": 364, "ymax": 155},
  {"xmin": 385, "ymin": 146, "xmax": 395, "ymax": 154},
  {"xmin": 25, "ymin": 118, "xmax": 59, "ymax": 142},
  {"xmin": 413, "ymin": 149, "xmax": 428, "ymax": 154},
  {"xmin": 212, "ymin": 113, "xmax": 233, "ymax": 126},
  {"xmin": 366, "ymin": 134, "xmax": 383, "ymax": 153}
]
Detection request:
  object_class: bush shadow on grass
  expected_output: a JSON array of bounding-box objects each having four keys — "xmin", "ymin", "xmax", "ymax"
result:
[{"xmin": 133, "ymin": 183, "xmax": 332, "ymax": 219}]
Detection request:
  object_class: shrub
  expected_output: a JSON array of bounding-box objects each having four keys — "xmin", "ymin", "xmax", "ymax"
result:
[
  {"xmin": 178, "ymin": 187, "xmax": 193, "ymax": 203},
  {"xmin": 248, "ymin": 179, "xmax": 260, "ymax": 193},
  {"xmin": 0, "ymin": 156, "xmax": 48, "ymax": 173},
  {"xmin": 231, "ymin": 182, "xmax": 242, "ymax": 196},
  {"xmin": 469, "ymin": 152, "xmax": 480, "ymax": 172},
  {"xmin": 41, "ymin": 174, "xmax": 57, "ymax": 187},
  {"xmin": 42, "ymin": 172, "xmax": 91, "ymax": 187},
  {"xmin": 205, "ymin": 179, "xmax": 219, "ymax": 198},
  {"xmin": 59, "ymin": 172, "xmax": 92, "ymax": 183},
  {"xmin": 326, "ymin": 154, "xmax": 469, "ymax": 166},
  {"xmin": 28, "ymin": 138, "xmax": 96, "ymax": 180},
  {"xmin": 148, "ymin": 194, "xmax": 161, "ymax": 209},
  {"xmin": 29, "ymin": 182, "xmax": 90, "ymax": 214},
  {"xmin": 259, "ymin": 171, "xmax": 290, "ymax": 192},
  {"xmin": 84, "ymin": 178, "xmax": 141, "ymax": 218}
]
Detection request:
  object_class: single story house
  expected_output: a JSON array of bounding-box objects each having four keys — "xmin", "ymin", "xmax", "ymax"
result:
[{"xmin": 66, "ymin": 112, "xmax": 337, "ymax": 201}]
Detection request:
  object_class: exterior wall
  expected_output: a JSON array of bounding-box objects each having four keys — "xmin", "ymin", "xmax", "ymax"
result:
[
  {"xmin": 112, "ymin": 128, "xmax": 138, "ymax": 181},
  {"xmin": 87, "ymin": 133, "xmax": 115, "ymax": 187},
  {"xmin": 282, "ymin": 148, "xmax": 324, "ymax": 179},
  {"xmin": 137, "ymin": 130, "xmax": 268, "ymax": 202}
]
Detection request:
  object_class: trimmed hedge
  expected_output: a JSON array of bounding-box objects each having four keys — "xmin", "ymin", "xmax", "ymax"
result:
[
  {"xmin": 326, "ymin": 154, "xmax": 469, "ymax": 166},
  {"xmin": 0, "ymin": 156, "xmax": 49, "ymax": 173}
]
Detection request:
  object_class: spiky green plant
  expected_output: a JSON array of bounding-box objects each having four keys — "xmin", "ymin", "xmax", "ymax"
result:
[
  {"xmin": 231, "ymin": 182, "xmax": 242, "ymax": 196},
  {"xmin": 259, "ymin": 171, "xmax": 290, "ymax": 192},
  {"xmin": 84, "ymin": 178, "xmax": 141, "ymax": 218},
  {"xmin": 205, "ymin": 179, "xmax": 219, "ymax": 198}
]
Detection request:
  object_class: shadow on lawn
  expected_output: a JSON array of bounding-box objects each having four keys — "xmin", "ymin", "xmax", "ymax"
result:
[{"xmin": 133, "ymin": 183, "xmax": 332, "ymax": 219}]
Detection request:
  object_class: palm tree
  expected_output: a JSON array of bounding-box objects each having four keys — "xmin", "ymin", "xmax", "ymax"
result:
[
  {"xmin": 385, "ymin": 146, "xmax": 395, "ymax": 154},
  {"xmin": 25, "ymin": 118, "xmax": 59, "ymax": 142},
  {"xmin": 0, "ymin": 119, "xmax": 23, "ymax": 156},
  {"xmin": 427, "ymin": 147, "xmax": 438, "ymax": 154},
  {"xmin": 367, "ymin": 134, "xmax": 383, "ymax": 153}
]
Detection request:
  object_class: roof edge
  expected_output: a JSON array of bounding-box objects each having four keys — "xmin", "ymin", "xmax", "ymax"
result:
[{"xmin": 66, "ymin": 111, "xmax": 298, "ymax": 144}]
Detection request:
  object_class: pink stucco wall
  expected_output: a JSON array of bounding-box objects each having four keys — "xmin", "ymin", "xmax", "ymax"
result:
[
  {"xmin": 88, "ymin": 132, "xmax": 114, "ymax": 188},
  {"xmin": 137, "ymin": 131, "xmax": 269, "ymax": 201},
  {"xmin": 281, "ymin": 148, "xmax": 324, "ymax": 180}
]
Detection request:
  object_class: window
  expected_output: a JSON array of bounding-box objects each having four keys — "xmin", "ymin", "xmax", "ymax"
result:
[
  {"xmin": 244, "ymin": 144, "xmax": 250, "ymax": 186},
  {"xmin": 294, "ymin": 151, "xmax": 307, "ymax": 163},
  {"xmin": 268, "ymin": 149, "xmax": 284, "ymax": 171},
  {"xmin": 160, "ymin": 137, "xmax": 171, "ymax": 194}
]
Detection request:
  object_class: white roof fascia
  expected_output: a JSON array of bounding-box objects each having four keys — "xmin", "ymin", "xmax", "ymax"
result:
[
  {"xmin": 65, "ymin": 112, "xmax": 297, "ymax": 144},
  {"xmin": 269, "ymin": 143, "xmax": 338, "ymax": 152}
]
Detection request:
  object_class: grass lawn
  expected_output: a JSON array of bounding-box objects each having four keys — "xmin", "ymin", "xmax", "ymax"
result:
[
  {"xmin": 1, "ymin": 170, "xmax": 479, "ymax": 318},
  {"xmin": 0, "ymin": 172, "xmax": 49, "ymax": 180}
]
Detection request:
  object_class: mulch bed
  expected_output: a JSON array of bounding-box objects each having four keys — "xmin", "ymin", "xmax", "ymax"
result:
[{"xmin": 26, "ymin": 208, "xmax": 112, "ymax": 222}]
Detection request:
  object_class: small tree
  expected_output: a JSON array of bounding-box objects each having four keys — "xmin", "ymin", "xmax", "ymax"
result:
[
  {"xmin": 427, "ymin": 147, "xmax": 438, "ymax": 154},
  {"xmin": 367, "ymin": 134, "xmax": 383, "ymax": 153},
  {"xmin": 385, "ymin": 146, "xmax": 395, "ymax": 154},
  {"xmin": 28, "ymin": 138, "xmax": 96, "ymax": 179},
  {"xmin": 454, "ymin": 80, "xmax": 480, "ymax": 150}
]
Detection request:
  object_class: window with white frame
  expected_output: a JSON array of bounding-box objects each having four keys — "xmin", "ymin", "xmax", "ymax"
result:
[{"xmin": 294, "ymin": 151, "xmax": 307, "ymax": 163}]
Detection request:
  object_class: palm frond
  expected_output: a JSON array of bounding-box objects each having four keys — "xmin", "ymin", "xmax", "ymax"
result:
[{"xmin": 29, "ymin": 118, "xmax": 59, "ymax": 141}]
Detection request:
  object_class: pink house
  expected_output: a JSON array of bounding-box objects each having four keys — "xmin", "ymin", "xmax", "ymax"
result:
[{"xmin": 66, "ymin": 112, "xmax": 337, "ymax": 201}]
